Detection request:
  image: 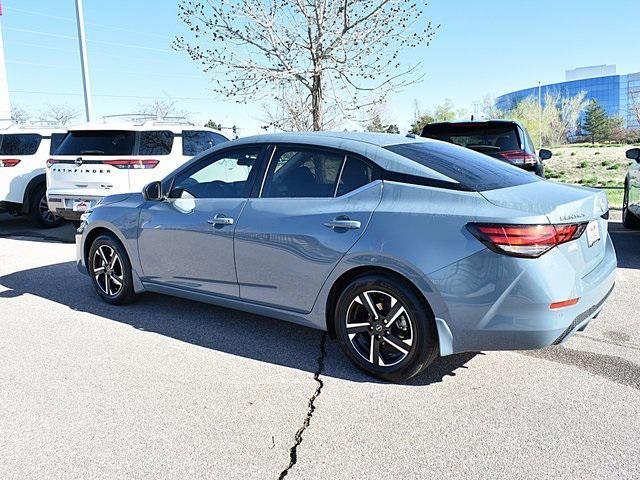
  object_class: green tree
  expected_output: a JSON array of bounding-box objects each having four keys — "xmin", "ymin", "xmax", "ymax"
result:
[
  {"xmin": 582, "ymin": 100, "xmax": 610, "ymax": 143},
  {"xmin": 433, "ymin": 98, "xmax": 456, "ymax": 122},
  {"xmin": 410, "ymin": 113, "xmax": 435, "ymax": 134},
  {"xmin": 366, "ymin": 115, "xmax": 400, "ymax": 134}
]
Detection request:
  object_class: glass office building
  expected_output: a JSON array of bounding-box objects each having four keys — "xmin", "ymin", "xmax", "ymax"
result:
[{"xmin": 496, "ymin": 66, "xmax": 640, "ymax": 129}]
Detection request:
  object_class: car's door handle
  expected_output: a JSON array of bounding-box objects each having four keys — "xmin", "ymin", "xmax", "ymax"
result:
[
  {"xmin": 208, "ymin": 214, "xmax": 234, "ymax": 226},
  {"xmin": 324, "ymin": 219, "xmax": 361, "ymax": 230}
]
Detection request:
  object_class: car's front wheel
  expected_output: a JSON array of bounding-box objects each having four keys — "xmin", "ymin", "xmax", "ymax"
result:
[
  {"xmin": 334, "ymin": 274, "xmax": 439, "ymax": 382},
  {"xmin": 88, "ymin": 234, "xmax": 137, "ymax": 305},
  {"xmin": 623, "ymin": 181, "xmax": 640, "ymax": 230}
]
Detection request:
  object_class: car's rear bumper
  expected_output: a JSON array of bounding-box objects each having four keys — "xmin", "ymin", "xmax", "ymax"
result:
[
  {"xmin": 430, "ymin": 233, "xmax": 617, "ymax": 354},
  {"xmin": 47, "ymin": 193, "xmax": 103, "ymax": 221}
]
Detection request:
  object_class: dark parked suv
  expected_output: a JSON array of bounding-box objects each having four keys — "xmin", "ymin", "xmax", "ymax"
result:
[{"xmin": 421, "ymin": 120, "xmax": 551, "ymax": 177}]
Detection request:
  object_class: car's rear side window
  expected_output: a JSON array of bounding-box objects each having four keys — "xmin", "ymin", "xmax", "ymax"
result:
[
  {"xmin": 49, "ymin": 133, "xmax": 66, "ymax": 155},
  {"xmin": 182, "ymin": 130, "xmax": 227, "ymax": 156},
  {"xmin": 385, "ymin": 142, "xmax": 540, "ymax": 191},
  {"xmin": 139, "ymin": 131, "xmax": 174, "ymax": 156},
  {"xmin": 56, "ymin": 131, "xmax": 136, "ymax": 156},
  {"xmin": 0, "ymin": 134, "xmax": 42, "ymax": 155},
  {"xmin": 336, "ymin": 156, "xmax": 380, "ymax": 196}
]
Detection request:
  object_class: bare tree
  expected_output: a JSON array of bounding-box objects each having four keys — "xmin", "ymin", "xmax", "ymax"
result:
[
  {"xmin": 39, "ymin": 104, "xmax": 80, "ymax": 126},
  {"xmin": 139, "ymin": 99, "xmax": 190, "ymax": 120},
  {"xmin": 10, "ymin": 105, "xmax": 30, "ymax": 124},
  {"xmin": 175, "ymin": 0, "xmax": 438, "ymax": 130},
  {"xmin": 542, "ymin": 91, "xmax": 587, "ymax": 146}
]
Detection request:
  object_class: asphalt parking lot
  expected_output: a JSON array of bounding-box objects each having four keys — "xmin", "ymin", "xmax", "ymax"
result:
[{"xmin": 1, "ymin": 211, "xmax": 639, "ymax": 480}]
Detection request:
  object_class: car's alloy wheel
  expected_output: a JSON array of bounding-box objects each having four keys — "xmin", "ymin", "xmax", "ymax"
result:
[
  {"xmin": 335, "ymin": 274, "xmax": 438, "ymax": 382},
  {"xmin": 38, "ymin": 194, "xmax": 59, "ymax": 225},
  {"xmin": 29, "ymin": 185, "xmax": 64, "ymax": 229},
  {"xmin": 88, "ymin": 234, "xmax": 137, "ymax": 305},
  {"xmin": 345, "ymin": 290, "xmax": 414, "ymax": 367},
  {"xmin": 92, "ymin": 245, "xmax": 124, "ymax": 297}
]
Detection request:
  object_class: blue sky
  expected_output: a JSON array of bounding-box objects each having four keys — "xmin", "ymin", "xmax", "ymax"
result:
[{"xmin": 2, "ymin": 0, "xmax": 638, "ymax": 134}]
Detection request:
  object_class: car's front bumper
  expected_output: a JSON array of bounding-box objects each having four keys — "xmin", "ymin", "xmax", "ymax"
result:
[{"xmin": 48, "ymin": 194, "xmax": 103, "ymax": 221}]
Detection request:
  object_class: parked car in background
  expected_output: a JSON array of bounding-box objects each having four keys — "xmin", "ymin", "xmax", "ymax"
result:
[
  {"xmin": 623, "ymin": 147, "xmax": 640, "ymax": 229},
  {"xmin": 421, "ymin": 120, "xmax": 551, "ymax": 177},
  {"xmin": 0, "ymin": 122, "xmax": 66, "ymax": 228},
  {"xmin": 76, "ymin": 132, "xmax": 615, "ymax": 381},
  {"xmin": 46, "ymin": 115, "xmax": 228, "ymax": 223}
]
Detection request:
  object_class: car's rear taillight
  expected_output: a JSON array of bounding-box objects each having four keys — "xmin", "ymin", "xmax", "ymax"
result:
[
  {"xmin": 467, "ymin": 223, "xmax": 588, "ymax": 258},
  {"xmin": 523, "ymin": 153, "xmax": 538, "ymax": 165},
  {"xmin": 0, "ymin": 159, "xmax": 21, "ymax": 167},
  {"xmin": 497, "ymin": 150, "xmax": 524, "ymax": 163},
  {"xmin": 103, "ymin": 159, "xmax": 159, "ymax": 169}
]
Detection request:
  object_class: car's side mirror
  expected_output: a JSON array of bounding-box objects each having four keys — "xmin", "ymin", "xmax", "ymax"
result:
[
  {"xmin": 539, "ymin": 149, "xmax": 552, "ymax": 161},
  {"xmin": 142, "ymin": 181, "xmax": 163, "ymax": 201},
  {"xmin": 626, "ymin": 148, "xmax": 640, "ymax": 162}
]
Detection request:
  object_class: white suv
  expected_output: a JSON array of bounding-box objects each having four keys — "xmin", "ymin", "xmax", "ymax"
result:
[
  {"xmin": 0, "ymin": 123, "xmax": 67, "ymax": 228},
  {"xmin": 46, "ymin": 117, "xmax": 228, "ymax": 222}
]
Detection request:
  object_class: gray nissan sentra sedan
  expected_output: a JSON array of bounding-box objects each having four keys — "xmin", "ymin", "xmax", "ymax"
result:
[{"xmin": 75, "ymin": 132, "xmax": 616, "ymax": 381}]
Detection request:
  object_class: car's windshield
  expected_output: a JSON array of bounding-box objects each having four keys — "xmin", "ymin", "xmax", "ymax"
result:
[
  {"xmin": 421, "ymin": 124, "xmax": 522, "ymax": 152},
  {"xmin": 385, "ymin": 141, "xmax": 540, "ymax": 191},
  {"xmin": 55, "ymin": 131, "xmax": 136, "ymax": 156}
]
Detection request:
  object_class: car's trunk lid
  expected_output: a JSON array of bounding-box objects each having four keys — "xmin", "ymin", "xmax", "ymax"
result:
[{"xmin": 480, "ymin": 181, "xmax": 609, "ymax": 277}]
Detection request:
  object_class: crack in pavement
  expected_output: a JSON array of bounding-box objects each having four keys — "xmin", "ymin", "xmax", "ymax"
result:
[{"xmin": 278, "ymin": 332, "xmax": 327, "ymax": 479}]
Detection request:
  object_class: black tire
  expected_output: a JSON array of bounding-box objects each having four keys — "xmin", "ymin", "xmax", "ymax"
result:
[
  {"xmin": 334, "ymin": 274, "xmax": 438, "ymax": 382},
  {"xmin": 623, "ymin": 181, "xmax": 640, "ymax": 230},
  {"xmin": 88, "ymin": 234, "xmax": 137, "ymax": 305},
  {"xmin": 28, "ymin": 184, "xmax": 64, "ymax": 229}
]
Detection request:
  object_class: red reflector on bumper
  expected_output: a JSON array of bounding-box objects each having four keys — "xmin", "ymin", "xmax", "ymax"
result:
[{"xmin": 550, "ymin": 298, "xmax": 580, "ymax": 309}]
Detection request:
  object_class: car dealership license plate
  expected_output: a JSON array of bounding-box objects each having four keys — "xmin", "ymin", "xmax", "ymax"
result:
[
  {"xmin": 586, "ymin": 220, "xmax": 600, "ymax": 247},
  {"xmin": 72, "ymin": 200, "xmax": 91, "ymax": 212}
]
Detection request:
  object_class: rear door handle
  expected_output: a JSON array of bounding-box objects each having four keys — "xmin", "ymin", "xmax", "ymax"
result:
[
  {"xmin": 208, "ymin": 214, "xmax": 234, "ymax": 226},
  {"xmin": 324, "ymin": 219, "xmax": 361, "ymax": 230}
]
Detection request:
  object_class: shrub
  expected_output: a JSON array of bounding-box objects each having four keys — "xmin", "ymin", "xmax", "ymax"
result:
[
  {"xmin": 578, "ymin": 160, "xmax": 588, "ymax": 168},
  {"xmin": 600, "ymin": 160, "xmax": 610, "ymax": 167},
  {"xmin": 607, "ymin": 163, "xmax": 621, "ymax": 170}
]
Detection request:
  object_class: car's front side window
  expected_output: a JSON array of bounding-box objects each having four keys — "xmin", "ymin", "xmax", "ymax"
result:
[
  {"xmin": 261, "ymin": 147, "xmax": 345, "ymax": 198},
  {"xmin": 170, "ymin": 147, "xmax": 261, "ymax": 199}
]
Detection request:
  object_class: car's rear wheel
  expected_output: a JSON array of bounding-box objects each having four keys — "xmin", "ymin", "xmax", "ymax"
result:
[
  {"xmin": 28, "ymin": 184, "xmax": 64, "ymax": 229},
  {"xmin": 623, "ymin": 181, "xmax": 640, "ymax": 230},
  {"xmin": 334, "ymin": 274, "xmax": 438, "ymax": 382},
  {"xmin": 88, "ymin": 234, "xmax": 137, "ymax": 305}
]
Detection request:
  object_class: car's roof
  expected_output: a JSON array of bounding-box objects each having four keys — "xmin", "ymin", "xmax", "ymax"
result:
[
  {"xmin": 233, "ymin": 131, "xmax": 430, "ymax": 147},
  {"xmin": 67, "ymin": 122, "xmax": 221, "ymax": 134},
  {"xmin": 205, "ymin": 131, "xmax": 457, "ymax": 185},
  {"xmin": 0, "ymin": 124, "xmax": 66, "ymax": 135},
  {"xmin": 423, "ymin": 119, "xmax": 523, "ymax": 128}
]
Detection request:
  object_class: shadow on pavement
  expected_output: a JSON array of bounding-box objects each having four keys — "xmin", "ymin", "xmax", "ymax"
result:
[
  {"xmin": 608, "ymin": 221, "xmax": 640, "ymax": 270},
  {"xmin": 0, "ymin": 260, "xmax": 476, "ymax": 386},
  {"xmin": 0, "ymin": 213, "xmax": 76, "ymax": 244}
]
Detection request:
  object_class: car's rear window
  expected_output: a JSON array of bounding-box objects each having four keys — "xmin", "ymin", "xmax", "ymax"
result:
[
  {"xmin": 385, "ymin": 141, "xmax": 540, "ymax": 192},
  {"xmin": 182, "ymin": 130, "xmax": 228, "ymax": 156},
  {"xmin": 0, "ymin": 134, "xmax": 42, "ymax": 155},
  {"xmin": 56, "ymin": 131, "xmax": 136, "ymax": 156},
  {"xmin": 422, "ymin": 123, "xmax": 521, "ymax": 153}
]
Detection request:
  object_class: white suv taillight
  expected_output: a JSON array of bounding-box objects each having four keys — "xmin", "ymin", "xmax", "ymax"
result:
[
  {"xmin": 467, "ymin": 223, "xmax": 588, "ymax": 258},
  {"xmin": 103, "ymin": 159, "xmax": 159, "ymax": 169},
  {"xmin": 0, "ymin": 159, "xmax": 21, "ymax": 167}
]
